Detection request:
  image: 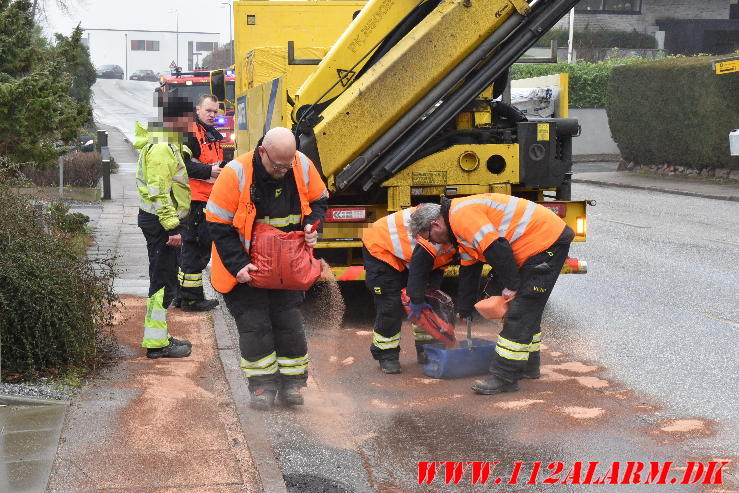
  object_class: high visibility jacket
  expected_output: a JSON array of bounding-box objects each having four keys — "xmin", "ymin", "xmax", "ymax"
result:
[
  {"xmin": 363, "ymin": 207, "xmax": 456, "ymax": 272},
  {"xmin": 449, "ymin": 193, "xmax": 565, "ymax": 267},
  {"xmin": 205, "ymin": 149, "xmax": 328, "ymax": 293},
  {"xmin": 134, "ymin": 122, "xmax": 190, "ymax": 231},
  {"xmin": 189, "ymin": 121, "xmax": 224, "ymax": 202}
]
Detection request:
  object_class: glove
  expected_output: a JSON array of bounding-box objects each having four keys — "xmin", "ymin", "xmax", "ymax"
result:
[{"xmin": 408, "ymin": 301, "xmax": 431, "ymax": 320}]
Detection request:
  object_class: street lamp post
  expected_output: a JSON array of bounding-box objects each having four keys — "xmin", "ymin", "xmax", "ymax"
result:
[
  {"xmin": 124, "ymin": 33, "xmax": 128, "ymax": 79},
  {"xmin": 221, "ymin": 1, "xmax": 233, "ymax": 66},
  {"xmin": 169, "ymin": 9, "xmax": 180, "ymax": 69}
]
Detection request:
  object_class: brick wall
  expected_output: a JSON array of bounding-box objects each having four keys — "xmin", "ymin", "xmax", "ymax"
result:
[{"xmin": 553, "ymin": 0, "xmax": 731, "ymax": 33}]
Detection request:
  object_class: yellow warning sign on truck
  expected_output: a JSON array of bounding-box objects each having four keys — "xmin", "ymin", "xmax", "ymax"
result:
[{"xmin": 537, "ymin": 123, "xmax": 550, "ymax": 141}]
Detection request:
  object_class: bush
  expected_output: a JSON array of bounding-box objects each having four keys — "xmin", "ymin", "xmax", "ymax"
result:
[
  {"xmin": 0, "ymin": 180, "xmax": 117, "ymax": 378},
  {"xmin": 535, "ymin": 28, "xmax": 657, "ymax": 50},
  {"xmin": 607, "ymin": 54, "xmax": 739, "ymax": 170},
  {"xmin": 512, "ymin": 56, "xmax": 647, "ymax": 108},
  {"xmin": 22, "ymin": 151, "xmax": 101, "ymax": 187}
]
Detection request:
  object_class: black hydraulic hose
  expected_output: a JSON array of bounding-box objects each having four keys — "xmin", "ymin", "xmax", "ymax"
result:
[
  {"xmin": 361, "ymin": 0, "xmax": 580, "ymax": 191},
  {"xmin": 334, "ymin": 8, "xmax": 526, "ymax": 191}
]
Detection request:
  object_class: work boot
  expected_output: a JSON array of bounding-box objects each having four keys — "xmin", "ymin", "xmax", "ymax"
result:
[
  {"xmin": 169, "ymin": 336, "xmax": 192, "ymax": 347},
  {"xmin": 250, "ymin": 388, "xmax": 277, "ymax": 411},
  {"xmin": 146, "ymin": 341, "xmax": 191, "ymax": 359},
  {"xmin": 471, "ymin": 375, "xmax": 519, "ymax": 395},
  {"xmin": 181, "ymin": 299, "xmax": 219, "ymax": 312},
  {"xmin": 415, "ymin": 343, "xmax": 431, "ymax": 365},
  {"xmin": 278, "ymin": 385, "xmax": 304, "ymax": 406},
  {"xmin": 521, "ymin": 351, "xmax": 541, "ymax": 379},
  {"xmin": 171, "ymin": 297, "xmax": 182, "ymax": 309},
  {"xmin": 379, "ymin": 359, "xmax": 401, "ymax": 374}
]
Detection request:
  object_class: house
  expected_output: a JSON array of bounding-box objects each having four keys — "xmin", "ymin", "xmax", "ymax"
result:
[{"xmin": 554, "ymin": 0, "xmax": 739, "ymax": 55}]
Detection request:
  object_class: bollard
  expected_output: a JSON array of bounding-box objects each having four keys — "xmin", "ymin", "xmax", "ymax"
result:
[{"xmin": 98, "ymin": 130, "xmax": 111, "ymax": 200}]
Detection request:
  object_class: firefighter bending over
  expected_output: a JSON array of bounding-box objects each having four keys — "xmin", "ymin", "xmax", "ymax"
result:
[
  {"xmin": 206, "ymin": 127, "xmax": 328, "ymax": 410},
  {"xmin": 362, "ymin": 206, "xmax": 456, "ymax": 374},
  {"xmin": 410, "ymin": 194, "xmax": 574, "ymax": 395}
]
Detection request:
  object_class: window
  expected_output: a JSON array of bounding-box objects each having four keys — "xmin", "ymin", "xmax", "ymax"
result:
[
  {"xmin": 131, "ymin": 40, "xmax": 160, "ymax": 51},
  {"xmin": 247, "ymin": 14, "xmax": 256, "ymax": 25},
  {"xmin": 575, "ymin": 0, "xmax": 641, "ymax": 14},
  {"xmin": 196, "ymin": 41, "xmax": 217, "ymax": 52}
]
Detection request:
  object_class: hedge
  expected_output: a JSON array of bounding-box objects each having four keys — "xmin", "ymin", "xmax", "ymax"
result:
[
  {"xmin": 607, "ymin": 54, "xmax": 739, "ymax": 170},
  {"xmin": 535, "ymin": 29, "xmax": 656, "ymax": 50},
  {"xmin": 512, "ymin": 56, "xmax": 647, "ymax": 108}
]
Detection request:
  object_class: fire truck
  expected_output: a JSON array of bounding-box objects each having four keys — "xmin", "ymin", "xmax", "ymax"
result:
[{"xmin": 158, "ymin": 69, "xmax": 237, "ymax": 161}]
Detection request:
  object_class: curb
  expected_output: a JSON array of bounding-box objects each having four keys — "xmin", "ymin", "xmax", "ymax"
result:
[
  {"xmin": 210, "ymin": 292, "xmax": 289, "ymax": 493},
  {"xmin": 572, "ymin": 178, "xmax": 739, "ymax": 202},
  {"xmin": 0, "ymin": 394, "xmax": 69, "ymax": 407}
]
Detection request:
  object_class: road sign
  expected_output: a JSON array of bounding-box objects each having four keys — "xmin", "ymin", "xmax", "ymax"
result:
[
  {"xmin": 712, "ymin": 55, "xmax": 739, "ymax": 75},
  {"xmin": 169, "ymin": 60, "xmax": 177, "ymax": 70}
]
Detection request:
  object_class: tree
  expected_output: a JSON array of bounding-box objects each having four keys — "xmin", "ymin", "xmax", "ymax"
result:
[
  {"xmin": 53, "ymin": 24, "xmax": 96, "ymax": 103},
  {"xmin": 202, "ymin": 41, "xmax": 233, "ymax": 70},
  {"xmin": 0, "ymin": 0, "xmax": 92, "ymax": 166}
]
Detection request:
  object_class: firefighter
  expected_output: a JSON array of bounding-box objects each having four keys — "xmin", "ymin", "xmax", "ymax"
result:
[
  {"xmin": 206, "ymin": 126, "xmax": 328, "ymax": 410},
  {"xmin": 133, "ymin": 96, "xmax": 194, "ymax": 359},
  {"xmin": 409, "ymin": 193, "xmax": 574, "ymax": 394},
  {"xmin": 175, "ymin": 94, "xmax": 223, "ymax": 312},
  {"xmin": 362, "ymin": 206, "xmax": 456, "ymax": 374}
]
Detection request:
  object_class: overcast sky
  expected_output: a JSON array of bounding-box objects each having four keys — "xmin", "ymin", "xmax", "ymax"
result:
[{"xmin": 42, "ymin": 0, "xmax": 232, "ymax": 42}]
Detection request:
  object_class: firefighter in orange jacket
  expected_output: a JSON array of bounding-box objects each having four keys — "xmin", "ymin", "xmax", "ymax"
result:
[
  {"xmin": 177, "ymin": 94, "xmax": 223, "ymax": 312},
  {"xmin": 206, "ymin": 127, "xmax": 328, "ymax": 411},
  {"xmin": 409, "ymin": 194, "xmax": 574, "ymax": 395},
  {"xmin": 362, "ymin": 206, "xmax": 456, "ymax": 374}
]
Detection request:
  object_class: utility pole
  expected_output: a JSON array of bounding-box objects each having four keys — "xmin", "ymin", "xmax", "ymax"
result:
[
  {"xmin": 221, "ymin": 1, "xmax": 234, "ymax": 66},
  {"xmin": 169, "ymin": 9, "xmax": 180, "ymax": 68},
  {"xmin": 124, "ymin": 33, "xmax": 128, "ymax": 79},
  {"xmin": 567, "ymin": 7, "xmax": 575, "ymax": 63}
]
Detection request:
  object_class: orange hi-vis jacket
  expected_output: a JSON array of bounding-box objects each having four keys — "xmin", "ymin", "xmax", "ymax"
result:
[
  {"xmin": 363, "ymin": 207, "xmax": 456, "ymax": 272},
  {"xmin": 448, "ymin": 193, "xmax": 566, "ymax": 268},
  {"xmin": 189, "ymin": 122, "xmax": 224, "ymax": 202},
  {"xmin": 205, "ymin": 149, "xmax": 328, "ymax": 293}
]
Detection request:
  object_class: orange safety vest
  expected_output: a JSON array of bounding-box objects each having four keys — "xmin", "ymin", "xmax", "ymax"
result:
[
  {"xmin": 205, "ymin": 149, "xmax": 329, "ymax": 293},
  {"xmin": 189, "ymin": 122, "xmax": 224, "ymax": 202},
  {"xmin": 449, "ymin": 193, "xmax": 565, "ymax": 267},
  {"xmin": 362, "ymin": 207, "xmax": 456, "ymax": 271}
]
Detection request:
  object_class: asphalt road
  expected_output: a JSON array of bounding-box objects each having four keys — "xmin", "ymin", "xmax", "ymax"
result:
[{"xmin": 96, "ymin": 83, "xmax": 738, "ymax": 491}]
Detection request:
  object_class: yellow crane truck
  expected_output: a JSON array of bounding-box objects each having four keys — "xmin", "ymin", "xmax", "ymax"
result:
[{"xmin": 213, "ymin": 0, "xmax": 588, "ymax": 280}]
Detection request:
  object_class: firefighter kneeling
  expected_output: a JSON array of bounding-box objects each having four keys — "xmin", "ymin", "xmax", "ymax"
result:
[
  {"xmin": 206, "ymin": 127, "xmax": 328, "ymax": 410},
  {"xmin": 410, "ymin": 194, "xmax": 574, "ymax": 395}
]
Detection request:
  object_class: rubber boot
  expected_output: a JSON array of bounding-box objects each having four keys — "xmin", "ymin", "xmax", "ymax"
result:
[
  {"xmin": 278, "ymin": 385, "xmax": 304, "ymax": 406},
  {"xmin": 250, "ymin": 388, "xmax": 277, "ymax": 411},
  {"xmin": 471, "ymin": 374, "xmax": 519, "ymax": 395},
  {"xmin": 182, "ymin": 299, "xmax": 219, "ymax": 312},
  {"xmin": 379, "ymin": 359, "xmax": 401, "ymax": 374},
  {"xmin": 521, "ymin": 351, "xmax": 541, "ymax": 379}
]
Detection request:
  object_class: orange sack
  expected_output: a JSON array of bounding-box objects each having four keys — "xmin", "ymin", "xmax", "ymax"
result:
[
  {"xmin": 474, "ymin": 296, "xmax": 512, "ymax": 320},
  {"xmin": 248, "ymin": 222, "xmax": 321, "ymax": 290}
]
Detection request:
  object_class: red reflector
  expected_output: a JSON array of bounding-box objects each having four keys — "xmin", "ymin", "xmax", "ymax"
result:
[
  {"xmin": 541, "ymin": 203, "xmax": 567, "ymax": 218},
  {"xmin": 325, "ymin": 207, "xmax": 367, "ymax": 222}
]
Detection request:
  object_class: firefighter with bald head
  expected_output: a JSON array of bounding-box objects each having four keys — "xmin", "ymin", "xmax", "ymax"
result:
[
  {"xmin": 206, "ymin": 127, "xmax": 328, "ymax": 410},
  {"xmin": 361, "ymin": 206, "xmax": 456, "ymax": 374},
  {"xmin": 410, "ymin": 194, "xmax": 574, "ymax": 395}
]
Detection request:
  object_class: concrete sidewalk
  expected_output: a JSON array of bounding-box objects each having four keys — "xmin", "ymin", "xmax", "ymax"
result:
[
  {"xmin": 47, "ymin": 125, "xmax": 273, "ymax": 492},
  {"xmin": 573, "ymin": 162, "xmax": 739, "ymax": 202}
]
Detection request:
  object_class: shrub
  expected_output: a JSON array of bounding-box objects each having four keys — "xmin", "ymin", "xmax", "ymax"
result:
[
  {"xmin": 0, "ymin": 180, "xmax": 117, "ymax": 379},
  {"xmin": 535, "ymin": 28, "xmax": 657, "ymax": 50},
  {"xmin": 512, "ymin": 56, "xmax": 647, "ymax": 108},
  {"xmin": 607, "ymin": 54, "xmax": 739, "ymax": 170},
  {"xmin": 22, "ymin": 151, "xmax": 101, "ymax": 187}
]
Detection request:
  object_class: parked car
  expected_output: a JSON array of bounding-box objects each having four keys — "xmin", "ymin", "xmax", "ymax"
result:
[
  {"xmin": 96, "ymin": 64, "xmax": 124, "ymax": 79},
  {"xmin": 129, "ymin": 69, "xmax": 158, "ymax": 82}
]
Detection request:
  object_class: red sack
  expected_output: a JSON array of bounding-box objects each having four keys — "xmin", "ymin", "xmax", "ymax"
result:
[{"xmin": 248, "ymin": 222, "xmax": 321, "ymax": 290}]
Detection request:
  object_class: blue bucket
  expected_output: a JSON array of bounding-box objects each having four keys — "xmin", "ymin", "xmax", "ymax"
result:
[{"xmin": 422, "ymin": 338, "xmax": 496, "ymax": 379}]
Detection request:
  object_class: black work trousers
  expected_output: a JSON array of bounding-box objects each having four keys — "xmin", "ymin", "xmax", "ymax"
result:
[
  {"xmin": 138, "ymin": 210, "xmax": 178, "ymax": 306},
  {"xmin": 179, "ymin": 201, "xmax": 211, "ymax": 302},
  {"xmin": 363, "ymin": 247, "xmax": 407, "ymax": 361},
  {"xmin": 488, "ymin": 228, "xmax": 573, "ymax": 381},
  {"xmin": 223, "ymin": 283, "xmax": 308, "ymax": 392}
]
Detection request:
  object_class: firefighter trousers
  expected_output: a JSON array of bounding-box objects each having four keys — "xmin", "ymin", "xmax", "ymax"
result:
[
  {"xmin": 487, "ymin": 228, "xmax": 573, "ymax": 381},
  {"xmin": 223, "ymin": 283, "xmax": 308, "ymax": 392},
  {"xmin": 138, "ymin": 210, "xmax": 179, "ymax": 348},
  {"xmin": 179, "ymin": 201, "xmax": 211, "ymax": 302}
]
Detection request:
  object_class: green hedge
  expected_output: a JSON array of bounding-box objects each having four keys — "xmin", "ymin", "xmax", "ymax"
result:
[
  {"xmin": 607, "ymin": 55, "xmax": 739, "ymax": 170},
  {"xmin": 535, "ymin": 29, "xmax": 656, "ymax": 50},
  {"xmin": 512, "ymin": 57, "xmax": 646, "ymax": 108}
]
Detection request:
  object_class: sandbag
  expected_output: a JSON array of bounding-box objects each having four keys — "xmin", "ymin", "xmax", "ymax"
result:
[
  {"xmin": 474, "ymin": 295, "xmax": 512, "ymax": 320},
  {"xmin": 248, "ymin": 222, "xmax": 321, "ymax": 290}
]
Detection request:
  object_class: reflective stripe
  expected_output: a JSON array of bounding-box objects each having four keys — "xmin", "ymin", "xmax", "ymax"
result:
[
  {"xmin": 242, "ymin": 352, "xmax": 277, "ymax": 368},
  {"xmin": 180, "ymin": 279, "xmax": 203, "ymax": 288},
  {"xmin": 143, "ymin": 327, "xmax": 168, "ymax": 342},
  {"xmin": 402, "ymin": 208, "xmax": 417, "ymax": 253},
  {"xmin": 528, "ymin": 342, "xmax": 541, "ymax": 352},
  {"xmin": 413, "ymin": 327, "xmax": 434, "ymax": 341},
  {"xmin": 256, "ymin": 214, "xmax": 302, "ymax": 227},
  {"xmin": 495, "ymin": 345, "xmax": 530, "ymax": 361},
  {"xmin": 142, "ymin": 287, "xmax": 169, "ymax": 348},
  {"xmin": 471, "ymin": 224, "xmax": 496, "ymax": 249},
  {"xmin": 458, "ymin": 237, "xmax": 475, "ymax": 250},
  {"xmin": 387, "ymin": 215, "xmax": 404, "ymax": 260},
  {"xmin": 205, "ymin": 201, "xmax": 235, "ymax": 222},
  {"xmin": 510, "ymin": 201, "xmax": 536, "ymax": 243},
  {"xmin": 373, "ymin": 331, "xmax": 401, "ymax": 350},
  {"xmin": 139, "ymin": 200, "xmax": 161, "ymax": 213},
  {"xmin": 150, "ymin": 309, "xmax": 167, "ymax": 322},
  {"xmin": 451, "ymin": 198, "xmax": 507, "ymax": 215},
  {"xmin": 225, "ymin": 160, "xmax": 245, "ymax": 193},
  {"xmin": 460, "ymin": 252, "xmax": 473, "ymax": 261},
  {"xmin": 147, "ymin": 185, "xmax": 159, "ymax": 196},
  {"xmin": 497, "ymin": 335, "xmax": 531, "ymax": 352},
  {"xmin": 498, "ymin": 196, "xmax": 519, "ymax": 237},
  {"xmin": 238, "ymin": 234, "xmax": 251, "ymax": 251},
  {"xmin": 531, "ymin": 332, "xmax": 541, "ymax": 343},
  {"xmin": 318, "ymin": 189, "xmax": 329, "ymax": 200},
  {"xmin": 277, "ymin": 355, "xmax": 309, "ymax": 367},
  {"xmin": 298, "ymin": 152, "xmax": 310, "ymax": 185},
  {"xmin": 181, "ymin": 273, "xmax": 202, "ymax": 280}
]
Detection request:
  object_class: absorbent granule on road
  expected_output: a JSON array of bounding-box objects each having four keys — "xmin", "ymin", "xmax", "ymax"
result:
[{"xmin": 303, "ymin": 259, "xmax": 345, "ymax": 332}]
